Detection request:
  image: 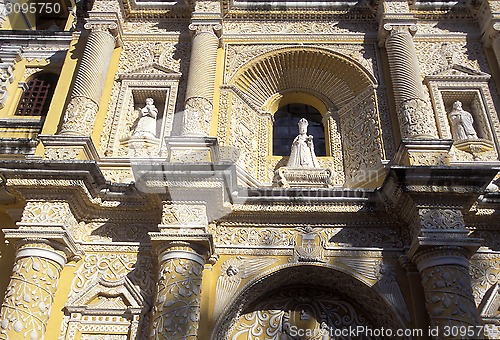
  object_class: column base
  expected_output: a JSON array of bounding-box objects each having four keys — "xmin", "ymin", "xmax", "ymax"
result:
[
  {"xmin": 394, "ymin": 138, "xmax": 453, "ymax": 166},
  {"xmin": 165, "ymin": 136, "xmax": 219, "ymax": 163}
]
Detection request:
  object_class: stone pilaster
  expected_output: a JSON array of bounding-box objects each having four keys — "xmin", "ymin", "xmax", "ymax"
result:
[
  {"xmin": 59, "ymin": 13, "xmax": 121, "ymax": 136},
  {"xmin": 182, "ymin": 21, "xmax": 221, "ymax": 136},
  {"xmin": 0, "ymin": 240, "xmax": 67, "ymax": 339},
  {"xmin": 408, "ymin": 208, "xmax": 483, "ymax": 338}
]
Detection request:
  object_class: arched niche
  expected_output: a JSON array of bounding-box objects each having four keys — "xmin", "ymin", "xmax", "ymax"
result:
[
  {"xmin": 218, "ymin": 46, "xmax": 386, "ymax": 187},
  {"xmin": 211, "ymin": 263, "xmax": 407, "ymax": 339}
]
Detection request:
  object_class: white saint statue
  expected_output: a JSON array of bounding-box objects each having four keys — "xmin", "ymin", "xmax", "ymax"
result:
[
  {"xmin": 287, "ymin": 118, "xmax": 320, "ymax": 168},
  {"xmin": 448, "ymin": 100, "xmax": 478, "ymax": 141},
  {"xmin": 133, "ymin": 98, "xmax": 158, "ymax": 139}
]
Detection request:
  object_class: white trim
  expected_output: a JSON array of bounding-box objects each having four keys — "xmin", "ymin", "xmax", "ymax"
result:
[
  {"xmin": 159, "ymin": 250, "xmax": 205, "ymax": 267},
  {"xmin": 17, "ymin": 247, "xmax": 66, "ymax": 268}
]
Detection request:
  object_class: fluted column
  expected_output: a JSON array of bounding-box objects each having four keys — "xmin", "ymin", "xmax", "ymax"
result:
[
  {"xmin": 0, "ymin": 240, "xmax": 67, "ymax": 339},
  {"xmin": 383, "ymin": 24, "xmax": 438, "ymax": 138},
  {"xmin": 59, "ymin": 15, "xmax": 120, "ymax": 136},
  {"xmin": 408, "ymin": 208, "xmax": 483, "ymax": 338},
  {"xmin": 181, "ymin": 23, "xmax": 221, "ymax": 136}
]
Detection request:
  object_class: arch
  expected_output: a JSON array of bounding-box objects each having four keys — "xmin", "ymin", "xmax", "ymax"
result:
[
  {"xmin": 212, "ymin": 263, "xmax": 406, "ymax": 339},
  {"xmin": 230, "ymin": 46, "xmax": 377, "ymax": 111}
]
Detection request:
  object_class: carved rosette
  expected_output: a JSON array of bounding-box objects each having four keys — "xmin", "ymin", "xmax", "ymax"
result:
[
  {"xmin": 150, "ymin": 246, "xmax": 205, "ymax": 340},
  {"xmin": 414, "ymin": 248, "xmax": 483, "ymax": 337},
  {"xmin": 0, "ymin": 241, "xmax": 66, "ymax": 340},
  {"xmin": 383, "ymin": 24, "xmax": 438, "ymax": 138},
  {"xmin": 59, "ymin": 20, "xmax": 119, "ymax": 136},
  {"xmin": 181, "ymin": 23, "xmax": 221, "ymax": 136}
]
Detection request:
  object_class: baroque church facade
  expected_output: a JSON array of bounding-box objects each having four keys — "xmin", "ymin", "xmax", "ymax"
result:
[{"xmin": 0, "ymin": 0, "xmax": 500, "ymax": 338}]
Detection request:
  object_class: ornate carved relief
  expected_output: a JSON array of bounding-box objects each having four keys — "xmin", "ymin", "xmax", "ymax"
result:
[
  {"xmin": 0, "ymin": 242, "xmax": 65, "ymax": 340},
  {"xmin": 162, "ymin": 203, "xmax": 208, "ymax": 225},
  {"xmin": 415, "ymin": 41, "xmax": 487, "ymax": 78},
  {"xmin": 223, "ymin": 20, "xmax": 377, "ymax": 36},
  {"xmin": 214, "ymin": 256, "xmax": 279, "ymax": 320},
  {"xmin": 70, "ymin": 252, "xmax": 154, "ymax": 305},
  {"xmin": 418, "ymin": 208, "xmax": 465, "ymax": 230},
  {"xmin": 20, "ymin": 201, "xmax": 77, "ymax": 227},
  {"xmin": 421, "ymin": 264, "xmax": 482, "ymax": 330},
  {"xmin": 338, "ymin": 88, "xmax": 385, "ymax": 186},
  {"xmin": 150, "ymin": 257, "xmax": 204, "ymax": 339},
  {"xmin": 227, "ymin": 287, "xmax": 379, "ymax": 340}
]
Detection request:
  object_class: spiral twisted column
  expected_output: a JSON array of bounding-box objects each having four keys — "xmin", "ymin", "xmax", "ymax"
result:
[
  {"xmin": 59, "ymin": 19, "xmax": 120, "ymax": 136},
  {"xmin": 384, "ymin": 24, "xmax": 438, "ymax": 138},
  {"xmin": 181, "ymin": 23, "xmax": 221, "ymax": 136},
  {"xmin": 0, "ymin": 240, "xmax": 67, "ymax": 340}
]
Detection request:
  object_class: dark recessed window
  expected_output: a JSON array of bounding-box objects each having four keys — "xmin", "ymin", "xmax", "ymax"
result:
[
  {"xmin": 273, "ymin": 103, "xmax": 326, "ymax": 156},
  {"xmin": 15, "ymin": 73, "xmax": 59, "ymax": 116}
]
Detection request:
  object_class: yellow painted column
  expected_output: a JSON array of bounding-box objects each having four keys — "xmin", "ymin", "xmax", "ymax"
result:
[
  {"xmin": 182, "ymin": 23, "xmax": 221, "ymax": 136},
  {"xmin": 59, "ymin": 14, "xmax": 121, "ymax": 136},
  {"xmin": 0, "ymin": 240, "xmax": 67, "ymax": 340},
  {"xmin": 408, "ymin": 208, "xmax": 483, "ymax": 338},
  {"xmin": 414, "ymin": 247, "xmax": 483, "ymax": 338},
  {"xmin": 149, "ymin": 241, "xmax": 209, "ymax": 340},
  {"xmin": 383, "ymin": 25, "xmax": 438, "ymax": 138}
]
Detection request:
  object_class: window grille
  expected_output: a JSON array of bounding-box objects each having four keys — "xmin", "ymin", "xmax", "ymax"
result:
[{"xmin": 15, "ymin": 73, "xmax": 58, "ymax": 116}]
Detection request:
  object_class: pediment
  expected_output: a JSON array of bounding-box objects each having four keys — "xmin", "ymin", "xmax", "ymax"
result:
[
  {"xmin": 427, "ymin": 64, "xmax": 490, "ymax": 81},
  {"xmin": 118, "ymin": 63, "xmax": 181, "ymax": 80},
  {"xmin": 65, "ymin": 276, "xmax": 148, "ymax": 312},
  {"xmin": 480, "ymin": 283, "xmax": 500, "ymax": 318}
]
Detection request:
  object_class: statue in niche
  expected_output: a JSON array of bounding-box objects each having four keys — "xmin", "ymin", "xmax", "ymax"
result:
[
  {"xmin": 132, "ymin": 98, "xmax": 158, "ymax": 139},
  {"xmin": 448, "ymin": 100, "xmax": 478, "ymax": 141},
  {"xmin": 287, "ymin": 118, "xmax": 320, "ymax": 168}
]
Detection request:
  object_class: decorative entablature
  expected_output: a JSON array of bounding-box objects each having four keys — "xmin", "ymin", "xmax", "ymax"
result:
[{"xmin": 120, "ymin": 0, "xmax": 193, "ymax": 19}]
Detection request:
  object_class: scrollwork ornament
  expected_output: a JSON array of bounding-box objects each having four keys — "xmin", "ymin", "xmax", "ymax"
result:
[
  {"xmin": 419, "ymin": 209, "xmax": 465, "ymax": 230},
  {"xmin": 150, "ymin": 257, "xmax": 204, "ymax": 339},
  {"xmin": 0, "ymin": 243, "xmax": 65, "ymax": 340}
]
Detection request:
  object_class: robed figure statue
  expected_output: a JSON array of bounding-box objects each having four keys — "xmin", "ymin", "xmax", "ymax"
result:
[
  {"xmin": 133, "ymin": 97, "xmax": 158, "ymax": 139},
  {"xmin": 287, "ymin": 118, "xmax": 320, "ymax": 168},
  {"xmin": 448, "ymin": 100, "xmax": 478, "ymax": 141}
]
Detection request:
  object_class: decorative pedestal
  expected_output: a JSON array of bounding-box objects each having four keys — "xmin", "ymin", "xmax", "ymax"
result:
[
  {"xmin": 394, "ymin": 138, "xmax": 453, "ymax": 166},
  {"xmin": 454, "ymin": 138, "xmax": 494, "ymax": 161},
  {"xmin": 121, "ymin": 136, "xmax": 160, "ymax": 158},
  {"xmin": 39, "ymin": 135, "xmax": 100, "ymax": 160},
  {"xmin": 165, "ymin": 136, "xmax": 219, "ymax": 163},
  {"xmin": 273, "ymin": 167, "xmax": 334, "ymax": 188}
]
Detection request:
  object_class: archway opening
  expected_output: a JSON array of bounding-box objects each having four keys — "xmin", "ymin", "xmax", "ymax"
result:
[{"xmin": 213, "ymin": 264, "xmax": 405, "ymax": 339}]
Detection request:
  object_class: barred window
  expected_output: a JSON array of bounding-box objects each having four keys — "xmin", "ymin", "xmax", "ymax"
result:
[
  {"xmin": 15, "ymin": 73, "xmax": 59, "ymax": 116},
  {"xmin": 273, "ymin": 103, "xmax": 326, "ymax": 156}
]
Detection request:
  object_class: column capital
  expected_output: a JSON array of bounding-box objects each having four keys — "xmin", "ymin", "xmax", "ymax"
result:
[
  {"xmin": 3, "ymin": 227, "xmax": 83, "ymax": 262},
  {"xmin": 188, "ymin": 22, "xmax": 222, "ymax": 40},
  {"xmin": 84, "ymin": 12, "xmax": 123, "ymax": 47},
  {"xmin": 149, "ymin": 228, "xmax": 213, "ymax": 264},
  {"xmin": 378, "ymin": 22, "xmax": 418, "ymax": 47},
  {"xmin": 406, "ymin": 208, "xmax": 481, "ymax": 261}
]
